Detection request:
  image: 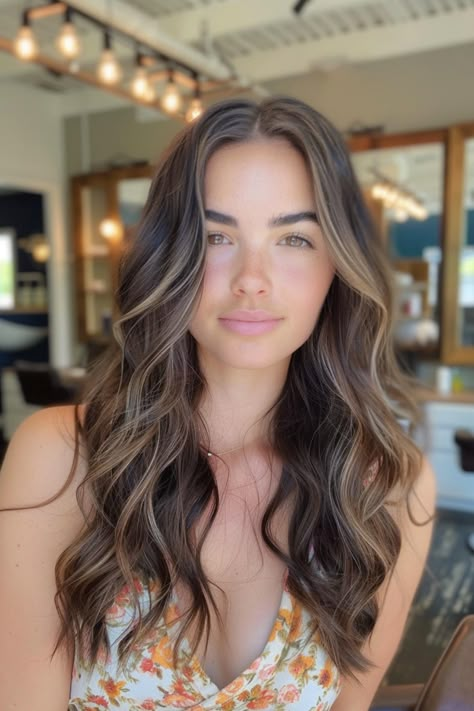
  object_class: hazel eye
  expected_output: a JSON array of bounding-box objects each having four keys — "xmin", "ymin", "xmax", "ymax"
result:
[
  {"xmin": 207, "ymin": 232, "xmax": 230, "ymax": 245},
  {"xmin": 281, "ymin": 234, "xmax": 313, "ymax": 248}
]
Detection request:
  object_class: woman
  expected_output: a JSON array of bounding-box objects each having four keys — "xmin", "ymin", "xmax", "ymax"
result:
[{"xmin": 0, "ymin": 96, "xmax": 436, "ymax": 711}]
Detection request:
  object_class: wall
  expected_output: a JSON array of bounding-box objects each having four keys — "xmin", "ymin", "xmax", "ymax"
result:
[
  {"xmin": 0, "ymin": 83, "xmax": 73, "ymax": 367},
  {"xmin": 269, "ymin": 41, "xmax": 474, "ymax": 134}
]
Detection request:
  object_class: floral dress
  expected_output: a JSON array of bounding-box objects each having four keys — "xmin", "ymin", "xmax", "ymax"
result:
[{"xmin": 68, "ymin": 569, "xmax": 341, "ymax": 711}]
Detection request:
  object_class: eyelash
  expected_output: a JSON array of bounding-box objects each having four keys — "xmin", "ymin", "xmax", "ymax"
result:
[{"xmin": 207, "ymin": 232, "xmax": 314, "ymax": 249}]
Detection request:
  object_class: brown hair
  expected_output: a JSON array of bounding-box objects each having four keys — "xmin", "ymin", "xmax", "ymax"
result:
[{"xmin": 2, "ymin": 95, "xmax": 431, "ymax": 681}]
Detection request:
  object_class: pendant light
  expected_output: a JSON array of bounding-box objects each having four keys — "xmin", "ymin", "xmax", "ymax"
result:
[
  {"xmin": 185, "ymin": 75, "xmax": 203, "ymax": 122},
  {"xmin": 97, "ymin": 30, "xmax": 122, "ymax": 85},
  {"xmin": 131, "ymin": 50, "xmax": 149, "ymax": 99},
  {"xmin": 160, "ymin": 68, "xmax": 182, "ymax": 114},
  {"xmin": 13, "ymin": 10, "xmax": 38, "ymax": 61},
  {"xmin": 56, "ymin": 7, "xmax": 81, "ymax": 60}
]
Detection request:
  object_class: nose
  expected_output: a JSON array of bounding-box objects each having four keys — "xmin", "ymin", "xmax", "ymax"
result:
[{"xmin": 230, "ymin": 245, "xmax": 272, "ymax": 297}]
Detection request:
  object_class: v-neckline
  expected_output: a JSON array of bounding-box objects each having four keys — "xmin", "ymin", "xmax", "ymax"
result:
[{"xmin": 166, "ymin": 580, "xmax": 294, "ymax": 698}]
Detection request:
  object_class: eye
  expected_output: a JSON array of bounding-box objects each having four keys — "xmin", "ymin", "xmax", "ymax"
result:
[
  {"xmin": 280, "ymin": 233, "xmax": 314, "ymax": 248},
  {"xmin": 207, "ymin": 232, "xmax": 230, "ymax": 245}
]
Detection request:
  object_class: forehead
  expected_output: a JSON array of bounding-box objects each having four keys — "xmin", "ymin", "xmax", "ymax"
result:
[{"xmin": 203, "ymin": 138, "xmax": 315, "ymax": 207}]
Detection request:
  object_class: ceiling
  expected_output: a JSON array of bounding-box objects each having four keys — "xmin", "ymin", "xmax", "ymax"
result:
[
  {"xmin": 0, "ymin": 0, "xmax": 474, "ymax": 100},
  {"xmin": 1, "ymin": 0, "xmax": 473, "ymax": 215}
]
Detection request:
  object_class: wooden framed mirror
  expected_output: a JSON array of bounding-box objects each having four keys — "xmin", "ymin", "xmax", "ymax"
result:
[
  {"xmin": 441, "ymin": 125, "xmax": 474, "ymax": 364},
  {"xmin": 349, "ymin": 130, "xmax": 448, "ymax": 361},
  {"xmin": 71, "ymin": 163, "xmax": 153, "ymax": 343}
]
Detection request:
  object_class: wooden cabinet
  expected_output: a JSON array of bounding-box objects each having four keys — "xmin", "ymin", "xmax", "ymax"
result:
[{"xmin": 71, "ymin": 164, "xmax": 153, "ymax": 342}]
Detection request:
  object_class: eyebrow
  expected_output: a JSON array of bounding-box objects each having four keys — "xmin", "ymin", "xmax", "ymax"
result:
[{"xmin": 204, "ymin": 209, "xmax": 319, "ymax": 228}]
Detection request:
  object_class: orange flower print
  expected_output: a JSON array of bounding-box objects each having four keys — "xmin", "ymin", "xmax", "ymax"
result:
[
  {"xmin": 98, "ymin": 677, "xmax": 127, "ymax": 699},
  {"xmin": 225, "ymin": 677, "xmax": 245, "ymax": 694},
  {"xmin": 249, "ymin": 657, "xmax": 262, "ymax": 672},
  {"xmin": 277, "ymin": 683, "xmax": 300, "ymax": 704},
  {"xmin": 258, "ymin": 663, "xmax": 276, "ymax": 682},
  {"xmin": 237, "ymin": 689, "xmax": 251, "ymax": 703},
  {"xmin": 247, "ymin": 688, "xmax": 277, "ymax": 709},
  {"xmin": 318, "ymin": 658, "xmax": 335, "ymax": 689},
  {"xmin": 140, "ymin": 657, "xmax": 154, "ymax": 673},
  {"xmin": 288, "ymin": 654, "xmax": 314, "ymax": 679},
  {"xmin": 268, "ymin": 618, "xmax": 283, "ymax": 642},
  {"xmin": 268, "ymin": 607, "xmax": 292, "ymax": 642},
  {"xmin": 87, "ymin": 695, "xmax": 109, "ymax": 707},
  {"xmin": 151, "ymin": 636, "xmax": 174, "ymax": 668},
  {"xmin": 215, "ymin": 689, "xmax": 233, "ymax": 705},
  {"xmin": 139, "ymin": 700, "xmax": 156, "ymax": 710},
  {"xmin": 288, "ymin": 605, "xmax": 302, "ymax": 643},
  {"xmin": 162, "ymin": 678, "xmax": 203, "ymax": 707}
]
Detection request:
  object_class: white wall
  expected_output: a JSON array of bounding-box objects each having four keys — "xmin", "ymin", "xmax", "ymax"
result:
[
  {"xmin": 268, "ymin": 41, "xmax": 474, "ymax": 134},
  {"xmin": 0, "ymin": 82, "xmax": 74, "ymax": 367}
]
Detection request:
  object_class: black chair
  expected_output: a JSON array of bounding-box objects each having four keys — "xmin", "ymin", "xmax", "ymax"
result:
[
  {"xmin": 453, "ymin": 429, "xmax": 474, "ymax": 554},
  {"xmin": 13, "ymin": 360, "xmax": 77, "ymax": 407},
  {"xmin": 370, "ymin": 614, "xmax": 474, "ymax": 710}
]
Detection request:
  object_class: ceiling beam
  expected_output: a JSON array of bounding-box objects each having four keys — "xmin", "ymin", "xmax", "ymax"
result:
[
  {"xmin": 229, "ymin": 7, "xmax": 474, "ymax": 82},
  {"xmin": 157, "ymin": 0, "xmax": 369, "ymax": 43},
  {"xmin": 68, "ymin": 0, "xmax": 233, "ymax": 80}
]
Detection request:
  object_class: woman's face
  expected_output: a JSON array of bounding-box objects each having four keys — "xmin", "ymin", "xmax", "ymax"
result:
[{"xmin": 188, "ymin": 137, "xmax": 336, "ymax": 371}]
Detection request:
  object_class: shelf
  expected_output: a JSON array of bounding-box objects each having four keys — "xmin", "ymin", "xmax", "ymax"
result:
[
  {"xmin": 81, "ymin": 247, "xmax": 110, "ymax": 258},
  {"xmin": 397, "ymin": 281, "xmax": 428, "ymax": 291},
  {"xmin": 83, "ymin": 285, "xmax": 109, "ymax": 294}
]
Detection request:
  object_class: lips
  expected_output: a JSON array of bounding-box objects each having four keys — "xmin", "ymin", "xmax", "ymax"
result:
[
  {"xmin": 220, "ymin": 309, "xmax": 281, "ymax": 322},
  {"xmin": 218, "ymin": 316, "xmax": 283, "ymax": 336}
]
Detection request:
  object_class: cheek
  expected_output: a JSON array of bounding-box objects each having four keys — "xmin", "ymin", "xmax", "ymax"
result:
[
  {"xmin": 200, "ymin": 259, "xmax": 224, "ymax": 298},
  {"xmin": 282, "ymin": 261, "xmax": 335, "ymax": 311}
]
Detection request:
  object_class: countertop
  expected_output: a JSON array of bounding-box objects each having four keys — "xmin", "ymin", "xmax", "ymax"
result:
[{"xmin": 415, "ymin": 386, "xmax": 474, "ymax": 405}]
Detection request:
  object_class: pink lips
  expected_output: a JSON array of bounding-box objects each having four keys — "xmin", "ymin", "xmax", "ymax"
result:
[{"xmin": 219, "ymin": 310, "xmax": 283, "ymax": 336}]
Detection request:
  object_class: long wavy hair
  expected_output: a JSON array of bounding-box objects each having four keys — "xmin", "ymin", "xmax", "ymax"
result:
[{"xmin": 4, "ymin": 96, "xmax": 432, "ymax": 682}]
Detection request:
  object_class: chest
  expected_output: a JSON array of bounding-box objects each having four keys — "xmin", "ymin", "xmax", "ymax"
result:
[{"xmin": 173, "ymin": 461, "xmax": 293, "ymax": 691}]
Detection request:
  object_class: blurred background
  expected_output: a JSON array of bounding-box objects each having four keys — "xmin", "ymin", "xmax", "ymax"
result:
[{"xmin": 0, "ymin": 0, "xmax": 473, "ymax": 690}]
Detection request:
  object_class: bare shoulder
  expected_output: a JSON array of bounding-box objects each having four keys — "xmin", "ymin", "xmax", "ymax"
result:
[
  {"xmin": 0, "ymin": 403, "xmax": 90, "ymax": 526},
  {"xmin": 0, "ymin": 405, "xmax": 93, "ymax": 709}
]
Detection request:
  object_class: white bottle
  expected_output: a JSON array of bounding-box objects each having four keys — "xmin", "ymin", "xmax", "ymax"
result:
[{"xmin": 435, "ymin": 366, "xmax": 452, "ymax": 395}]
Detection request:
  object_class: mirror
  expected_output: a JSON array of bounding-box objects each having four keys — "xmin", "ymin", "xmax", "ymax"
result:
[
  {"xmin": 351, "ymin": 142, "xmax": 445, "ymax": 355},
  {"xmin": 118, "ymin": 178, "xmax": 151, "ymax": 227},
  {"xmin": 72, "ymin": 165, "xmax": 153, "ymax": 342},
  {"xmin": 458, "ymin": 137, "xmax": 474, "ymax": 347}
]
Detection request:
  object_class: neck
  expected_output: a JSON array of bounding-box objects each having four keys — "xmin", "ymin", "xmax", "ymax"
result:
[{"xmin": 199, "ymin": 350, "xmax": 287, "ymax": 455}]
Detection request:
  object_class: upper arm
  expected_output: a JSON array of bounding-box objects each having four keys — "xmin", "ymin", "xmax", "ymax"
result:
[
  {"xmin": 0, "ymin": 405, "xmax": 88, "ymax": 711},
  {"xmin": 332, "ymin": 454, "xmax": 437, "ymax": 711}
]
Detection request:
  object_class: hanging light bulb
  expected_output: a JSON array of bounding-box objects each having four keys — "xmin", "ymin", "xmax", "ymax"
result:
[
  {"xmin": 13, "ymin": 11, "xmax": 38, "ymax": 61},
  {"xmin": 160, "ymin": 69, "xmax": 182, "ymax": 113},
  {"xmin": 56, "ymin": 7, "xmax": 81, "ymax": 59},
  {"xmin": 131, "ymin": 66, "xmax": 149, "ymax": 98},
  {"xmin": 99, "ymin": 218, "xmax": 122, "ymax": 239},
  {"xmin": 97, "ymin": 31, "xmax": 122, "ymax": 85},
  {"xmin": 185, "ymin": 97, "xmax": 203, "ymax": 122},
  {"xmin": 185, "ymin": 76, "xmax": 203, "ymax": 122},
  {"xmin": 144, "ymin": 82, "xmax": 156, "ymax": 102},
  {"xmin": 393, "ymin": 208, "xmax": 409, "ymax": 223},
  {"xmin": 131, "ymin": 51, "xmax": 149, "ymax": 99}
]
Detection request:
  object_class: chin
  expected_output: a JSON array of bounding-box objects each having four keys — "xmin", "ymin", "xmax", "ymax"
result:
[{"xmin": 213, "ymin": 347, "xmax": 293, "ymax": 371}]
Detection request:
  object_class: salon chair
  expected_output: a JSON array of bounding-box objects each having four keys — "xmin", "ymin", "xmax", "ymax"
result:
[
  {"xmin": 454, "ymin": 429, "xmax": 474, "ymax": 553},
  {"xmin": 13, "ymin": 360, "xmax": 76, "ymax": 406},
  {"xmin": 369, "ymin": 614, "xmax": 474, "ymax": 710}
]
